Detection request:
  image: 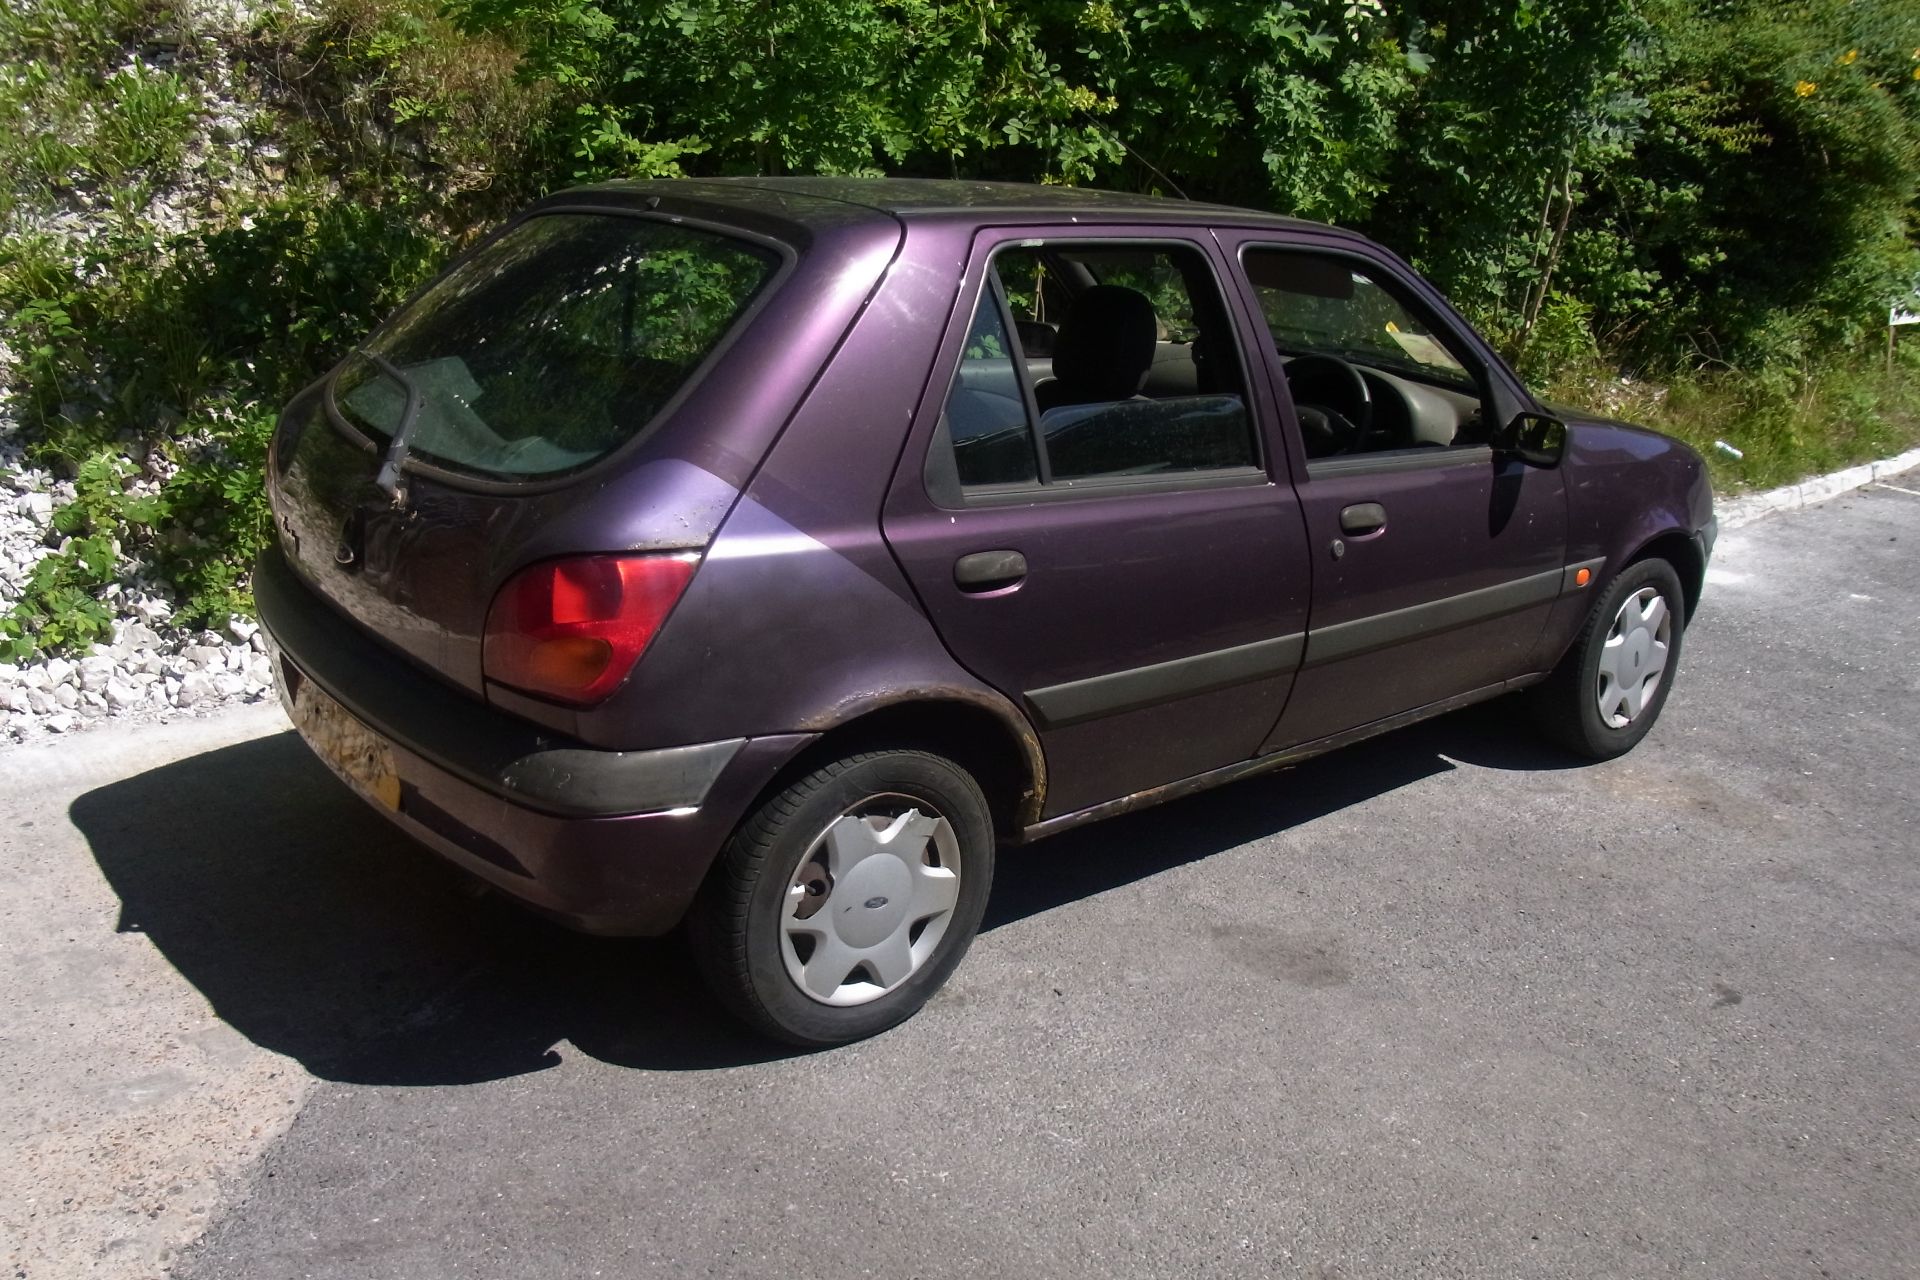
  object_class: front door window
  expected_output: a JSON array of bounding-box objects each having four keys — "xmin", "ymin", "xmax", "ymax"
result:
[{"xmin": 1241, "ymin": 248, "xmax": 1490, "ymax": 460}]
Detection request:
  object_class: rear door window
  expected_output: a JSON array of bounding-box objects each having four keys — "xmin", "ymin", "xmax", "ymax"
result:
[
  {"xmin": 930, "ymin": 240, "xmax": 1259, "ymax": 498},
  {"xmin": 331, "ymin": 213, "xmax": 780, "ymax": 481}
]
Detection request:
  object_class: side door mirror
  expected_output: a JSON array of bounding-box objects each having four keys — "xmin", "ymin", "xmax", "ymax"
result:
[{"xmin": 1498, "ymin": 412, "xmax": 1567, "ymax": 468}]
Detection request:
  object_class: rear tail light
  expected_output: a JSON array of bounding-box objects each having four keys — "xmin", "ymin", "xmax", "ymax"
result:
[{"xmin": 483, "ymin": 552, "xmax": 699, "ymax": 706}]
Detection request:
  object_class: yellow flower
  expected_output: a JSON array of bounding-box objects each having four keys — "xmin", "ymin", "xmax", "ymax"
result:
[
  {"xmin": 1795, "ymin": 79, "xmax": 1818, "ymax": 97},
  {"xmin": 1839, "ymin": 49, "xmax": 1859, "ymax": 65}
]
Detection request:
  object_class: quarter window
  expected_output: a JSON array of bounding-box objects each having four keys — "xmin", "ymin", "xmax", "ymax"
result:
[
  {"xmin": 932, "ymin": 241, "xmax": 1258, "ymax": 497},
  {"xmin": 947, "ymin": 284, "xmax": 1039, "ymax": 488}
]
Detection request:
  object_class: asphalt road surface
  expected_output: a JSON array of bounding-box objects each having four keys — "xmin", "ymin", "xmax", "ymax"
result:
[{"xmin": 9, "ymin": 483, "xmax": 1918, "ymax": 1279}]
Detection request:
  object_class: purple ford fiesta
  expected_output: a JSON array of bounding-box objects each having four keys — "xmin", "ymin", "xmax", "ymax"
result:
[{"xmin": 258, "ymin": 178, "xmax": 1715, "ymax": 1045}]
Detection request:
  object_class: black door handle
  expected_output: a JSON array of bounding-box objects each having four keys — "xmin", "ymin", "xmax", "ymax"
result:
[
  {"xmin": 1339, "ymin": 502, "xmax": 1387, "ymax": 535},
  {"xmin": 954, "ymin": 549, "xmax": 1027, "ymax": 591}
]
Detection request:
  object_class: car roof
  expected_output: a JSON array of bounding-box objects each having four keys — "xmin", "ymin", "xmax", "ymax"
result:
[{"xmin": 564, "ymin": 176, "xmax": 1330, "ymax": 234}]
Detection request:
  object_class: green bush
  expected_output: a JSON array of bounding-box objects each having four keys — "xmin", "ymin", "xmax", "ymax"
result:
[
  {"xmin": 2, "ymin": 0, "xmax": 1918, "ymax": 661},
  {"xmin": 2, "ymin": 195, "xmax": 447, "ymax": 642}
]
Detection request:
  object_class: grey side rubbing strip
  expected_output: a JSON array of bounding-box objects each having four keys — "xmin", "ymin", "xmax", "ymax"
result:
[
  {"xmin": 1025, "ymin": 632, "xmax": 1306, "ymax": 729},
  {"xmin": 1303, "ymin": 566, "xmax": 1563, "ymax": 667}
]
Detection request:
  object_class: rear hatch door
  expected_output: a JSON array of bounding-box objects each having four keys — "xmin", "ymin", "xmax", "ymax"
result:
[{"xmin": 269, "ymin": 206, "xmax": 789, "ymax": 698}]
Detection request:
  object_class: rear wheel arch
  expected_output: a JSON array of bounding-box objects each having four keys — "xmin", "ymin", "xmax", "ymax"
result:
[{"xmin": 769, "ymin": 697, "xmax": 1045, "ymax": 840}]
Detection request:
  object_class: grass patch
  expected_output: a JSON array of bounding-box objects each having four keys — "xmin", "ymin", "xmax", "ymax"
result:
[
  {"xmin": 0, "ymin": 0, "xmax": 201, "ymax": 228},
  {"xmin": 1539, "ymin": 351, "xmax": 1920, "ymax": 492}
]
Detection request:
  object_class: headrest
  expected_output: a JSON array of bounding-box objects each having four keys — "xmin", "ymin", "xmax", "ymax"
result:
[{"xmin": 1049, "ymin": 285, "xmax": 1157, "ymax": 401}]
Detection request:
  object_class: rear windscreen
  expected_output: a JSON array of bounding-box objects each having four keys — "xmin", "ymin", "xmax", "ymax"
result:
[{"xmin": 331, "ymin": 213, "xmax": 780, "ymax": 480}]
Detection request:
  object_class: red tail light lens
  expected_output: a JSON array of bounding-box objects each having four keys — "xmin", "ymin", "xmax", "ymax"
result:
[{"xmin": 483, "ymin": 553, "xmax": 698, "ymax": 706}]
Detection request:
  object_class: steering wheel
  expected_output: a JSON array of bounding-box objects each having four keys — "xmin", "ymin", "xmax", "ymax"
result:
[{"xmin": 1284, "ymin": 355, "xmax": 1373, "ymax": 455}]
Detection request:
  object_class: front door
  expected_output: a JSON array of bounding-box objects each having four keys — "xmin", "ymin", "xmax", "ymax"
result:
[
  {"xmin": 882, "ymin": 228, "xmax": 1312, "ymax": 818},
  {"xmin": 1218, "ymin": 236, "xmax": 1571, "ymax": 750}
]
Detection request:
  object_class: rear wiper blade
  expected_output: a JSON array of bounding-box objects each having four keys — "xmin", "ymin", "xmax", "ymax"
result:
[{"xmin": 363, "ymin": 350, "xmax": 422, "ymax": 509}]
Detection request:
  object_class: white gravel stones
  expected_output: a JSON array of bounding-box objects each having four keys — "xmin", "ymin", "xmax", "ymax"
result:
[
  {"xmin": 0, "ymin": 0, "xmax": 300, "ymax": 747},
  {"xmin": 174, "ymin": 671, "xmax": 215, "ymax": 708},
  {"xmin": 15, "ymin": 491, "xmax": 52, "ymax": 523},
  {"xmin": 0, "ymin": 439, "xmax": 277, "ymax": 742}
]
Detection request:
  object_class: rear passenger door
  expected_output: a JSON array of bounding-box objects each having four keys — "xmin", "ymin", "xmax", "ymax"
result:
[{"xmin": 882, "ymin": 228, "xmax": 1313, "ymax": 820}]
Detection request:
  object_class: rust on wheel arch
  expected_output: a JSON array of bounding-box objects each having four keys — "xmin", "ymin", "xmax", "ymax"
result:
[{"xmin": 794, "ymin": 685, "xmax": 1048, "ymax": 829}]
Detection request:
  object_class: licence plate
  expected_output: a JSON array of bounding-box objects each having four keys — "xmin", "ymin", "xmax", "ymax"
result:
[{"xmin": 287, "ymin": 670, "xmax": 402, "ymax": 812}]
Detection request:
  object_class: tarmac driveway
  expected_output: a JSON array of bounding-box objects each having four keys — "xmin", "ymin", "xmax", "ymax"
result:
[{"xmin": 7, "ymin": 483, "xmax": 1918, "ymax": 1279}]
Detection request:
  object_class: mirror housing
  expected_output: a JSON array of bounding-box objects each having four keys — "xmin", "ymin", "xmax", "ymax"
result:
[{"xmin": 1497, "ymin": 411, "xmax": 1567, "ymax": 468}]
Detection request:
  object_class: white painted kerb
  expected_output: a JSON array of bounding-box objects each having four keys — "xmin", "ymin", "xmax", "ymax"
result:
[{"xmin": 1719, "ymin": 445, "xmax": 1920, "ymax": 529}]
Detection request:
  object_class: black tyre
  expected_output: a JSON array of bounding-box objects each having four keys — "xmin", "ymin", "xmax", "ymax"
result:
[
  {"xmin": 1531, "ymin": 557, "xmax": 1687, "ymax": 761},
  {"xmin": 688, "ymin": 749, "xmax": 995, "ymax": 1047}
]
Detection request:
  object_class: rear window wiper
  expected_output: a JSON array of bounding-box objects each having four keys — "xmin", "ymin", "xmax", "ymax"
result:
[{"xmin": 362, "ymin": 350, "xmax": 423, "ymax": 509}]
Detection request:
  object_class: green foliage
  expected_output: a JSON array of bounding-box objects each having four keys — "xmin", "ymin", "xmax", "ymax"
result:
[
  {"xmin": 0, "ymin": 536, "xmax": 117, "ymax": 664},
  {"xmin": 3, "ymin": 0, "xmax": 1920, "ymax": 659},
  {"xmin": 267, "ymin": 0, "xmax": 557, "ymax": 222},
  {"xmin": 1541, "ymin": 345, "xmax": 1920, "ymax": 491},
  {"xmin": 1563, "ymin": 0, "xmax": 1920, "ymax": 364},
  {"xmin": 1516, "ymin": 293, "xmax": 1603, "ymax": 386},
  {"xmin": 91, "ymin": 65, "xmax": 198, "ymax": 185},
  {"xmin": 0, "ymin": 195, "xmax": 445, "ymax": 655},
  {"xmin": 0, "ymin": 0, "xmax": 200, "ymax": 225}
]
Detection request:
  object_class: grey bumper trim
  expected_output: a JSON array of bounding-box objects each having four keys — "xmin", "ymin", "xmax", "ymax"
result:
[
  {"xmin": 255, "ymin": 545, "xmax": 741, "ymax": 818},
  {"xmin": 496, "ymin": 739, "xmax": 744, "ymax": 816}
]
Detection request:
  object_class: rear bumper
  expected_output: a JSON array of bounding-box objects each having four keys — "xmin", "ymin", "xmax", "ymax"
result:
[{"xmin": 254, "ymin": 546, "xmax": 813, "ymax": 934}]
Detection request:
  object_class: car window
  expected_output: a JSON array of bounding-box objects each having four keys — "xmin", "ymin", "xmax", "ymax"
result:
[
  {"xmin": 1244, "ymin": 250, "xmax": 1470, "ymax": 384},
  {"xmin": 332, "ymin": 213, "xmax": 779, "ymax": 481},
  {"xmin": 946, "ymin": 286, "xmax": 1039, "ymax": 488},
  {"xmin": 1241, "ymin": 247, "xmax": 1490, "ymax": 461},
  {"xmin": 993, "ymin": 248, "xmax": 1073, "ymax": 357},
  {"xmin": 1060, "ymin": 247, "xmax": 1200, "ymax": 342},
  {"xmin": 932, "ymin": 240, "xmax": 1258, "ymax": 495}
]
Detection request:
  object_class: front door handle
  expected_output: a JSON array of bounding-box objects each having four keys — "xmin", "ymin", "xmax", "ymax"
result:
[
  {"xmin": 954, "ymin": 549, "xmax": 1027, "ymax": 592},
  {"xmin": 1339, "ymin": 503, "xmax": 1387, "ymax": 536}
]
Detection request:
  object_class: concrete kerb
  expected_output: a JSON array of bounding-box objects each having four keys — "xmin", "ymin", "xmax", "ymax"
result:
[{"xmin": 1719, "ymin": 445, "xmax": 1920, "ymax": 529}]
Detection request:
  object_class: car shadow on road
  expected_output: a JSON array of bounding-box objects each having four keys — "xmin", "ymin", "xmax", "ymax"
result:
[{"xmin": 72, "ymin": 698, "xmax": 1576, "ymax": 1085}]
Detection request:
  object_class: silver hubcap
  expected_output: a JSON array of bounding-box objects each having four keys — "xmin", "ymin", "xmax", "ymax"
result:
[
  {"xmin": 1596, "ymin": 586, "xmax": 1671, "ymax": 729},
  {"xmin": 781, "ymin": 798, "xmax": 961, "ymax": 1007}
]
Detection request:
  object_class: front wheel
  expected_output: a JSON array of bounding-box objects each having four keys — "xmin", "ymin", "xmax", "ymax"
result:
[
  {"xmin": 688, "ymin": 749, "xmax": 995, "ymax": 1047},
  {"xmin": 1530, "ymin": 558, "xmax": 1687, "ymax": 761}
]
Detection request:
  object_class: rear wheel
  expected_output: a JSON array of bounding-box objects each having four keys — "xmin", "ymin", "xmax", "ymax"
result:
[
  {"xmin": 688, "ymin": 749, "xmax": 995, "ymax": 1046},
  {"xmin": 1531, "ymin": 557, "xmax": 1686, "ymax": 761}
]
